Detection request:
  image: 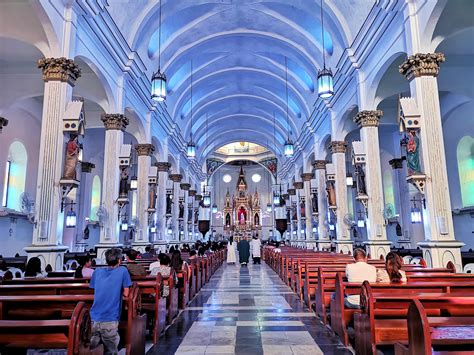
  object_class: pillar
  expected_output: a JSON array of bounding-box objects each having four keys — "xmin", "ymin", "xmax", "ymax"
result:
[
  {"xmin": 25, "ymin": 58, "xmax": 81, "ymax": 270},
  {"xmin": 389, "ymin": 158, "xmax": 412, "ymax": 248},
  {"xmin": 180, "ymin": 182, "xmax": 191, "ymax": 242},
  {"xmin": 287, "ymin": 188, "xmax": 296, "ymax": 245},
  {"xmin": 75, "ymin": 162, "xmax": 95, "ymax": 251},
  {"xmin": 169, "ymin": 174, "xmax": 183, "ymax": 242},
  {"xmin": 188, "ymin": 189, "xmax": 196, "ymax": 242},
  {"xmin": 155, "ymin": 162, "xmax": 170, "ymax": 251},
  {"xmin": 132, "ymin": 144, "xmax": 154, "ymax": 252},
  {"xmin": 293, "ymin": 180, "xmax": 305, "ymax": 247},
  {"xmin": 354, "ymin": 111, "xmax": 391, "ymax": 258},
  {"xmin": 399, "ymin": 53, "xmax": 463, "ymax": 270},
  {"xmin": 302, "ymin": 172, "xmax": 315, "ymax": 249},
  {"xmin": 313, "ymin": 160, "xmax": 331, "ymax": 251},
  {"xmin": 95, "ymin": 114, "xmax": 129, "ymax": 259},
  {"xmin": 331, "ymin": 141, "xmax": 353, "ymax": 254}
]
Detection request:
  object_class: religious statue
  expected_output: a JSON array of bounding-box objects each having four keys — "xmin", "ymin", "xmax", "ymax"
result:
[
  {"xmin": 300, "ymin": 201, "xmax": 305, "ymax": 219},
  {"xmin": 188, "ymin": 208, "xmax": 193, "ymax": 222},
  {"xmin": 292, "ymin": 206, "xmax": 297, "ymax": 221},
  {"xmin": 194, "ymin": 208, "xmax": 199, "ymax": 224},
  {"xmin": 179, "ymin": 201, "xmax": 184, "ymax": 219},
  {"xmin": 166, "ymin": 194, "xmax": 173, "ymax": 215},
  {"xmin": 148, "ymin": 184, "xmax": 157, "ymax": 210},
  {"xmin": 238, "ymin": 207, "xmax": 246, "ymax": 225},
  {"xmin": 326, "ymin": 181, "xmax": 336, "ymax": 207},
  {"xmin": 355, "ymin": 165, "xmax": 367, "ymax": 195},
  {"xmin": 83, "ymin": 225, "xmax": 90, "ymax": 240},
  {"xmin": 225, "ymin": 213, "xmax": 231, "ymax": 227},
  {"xmin": 406, "ymin": 130, "xmax": 422, "ymax": 175},
  {"xmin": 119, "ymin": 167, "xmax": 129, "ymax": 198},
  {"xmin": 312, "ymin": 193, "xmax": 318, "ymax": 213},
  {"xmin": 254, "ymin": 213, "xmax": 259, "ymax": 226},
  {"xmin": 63, "ymin": 134, "xmax": 80, "ymax": 179},
  {"xmin": 286, "ymin": 208, "xmax": 291, "ymax": 222}
]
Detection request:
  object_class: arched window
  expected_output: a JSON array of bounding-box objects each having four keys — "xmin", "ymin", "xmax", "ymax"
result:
[
  {"xmin": 90, "ymin": 175, "xmax": 101, "ymax": 220},
  {"xmin": 457, "ymin": 136, "xmax": 474, "ymax": 207},
  {"xmin": 2, "ymin": 141, "xmax": 27, "ymax": 211},
  {"xmin": 383, "ymin": 170, "xmax": 396, "ymax": 211}
]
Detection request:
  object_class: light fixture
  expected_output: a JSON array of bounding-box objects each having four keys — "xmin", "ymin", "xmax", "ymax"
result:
[
  {"xmin": 151, "ymin": 0, "xmax": 166, "ymax": 101},
  {"xmin": 283, "ymin": 57, "xmax": 294, "ymax": 158},
  {"xmin": 251, "ymin": 173, "xmax": 261, "ymax": 183},
  {"xmin": 212, "ymin": 204, "xmax": 218, "ymax": 214},
  {"xmin": 317, "ymin": 0, "xmax": 334, "ymax": 98},
  {"xmin": 273, "ymin": 193, "xmax": 280, "ymax": 205},
  {"xmin": 130, "ymin": 175, "xmax": 138, "ymax": 190},
  {"xmin": 150, "ymin": 225, "xmax": 157, "ymax": 233},
  {"xmin": 266, "ymin": 203, "xmax": 272, "ymax": 212},
  {"xmin": 66, "ymin": 209, "xmax": 77, "ymax": 228},
  {"xmin": 121, "ymin": 219, "xmax": 129, "ymax": 231},
  {"xmin": 346, "ymin": 175, "xmax": 353, "ymax": 187},
  {"xmin": 410, "ymin": 197, "xmax": 423, "ymax": 224},
  {"xmin": 203, "ymin": 194, "xmax": 211, "ymax": 207},
  {"xmin": 223, "ymin": 174, "xmax": 232, "ymax": 183},
  {"xmin": 312, "ymin": 227, "xmax": 317, "ymax": 233},
  {"xmin": 329, "ymin": 223, "xmax": 335, "ymax": 231},
  {"xmin": 187, "ymin": 60, "xmax": 196, "ymax": 158},
  {"xmin": 293, "ymin": 230, "xmax": 297, "ymax": 235},
  {"xmin": 167, "ymin": 227, "xmax": 173, "ymax": 235}
]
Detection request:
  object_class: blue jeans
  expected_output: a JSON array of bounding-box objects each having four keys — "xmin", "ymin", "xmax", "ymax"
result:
[{"xmin": 91, "ymin": 321, "xmax": 120, "ymax": 355}]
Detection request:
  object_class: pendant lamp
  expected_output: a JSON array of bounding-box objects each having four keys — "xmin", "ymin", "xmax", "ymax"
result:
[
  {"xmin": 317, "ymin": 0, "xmax": 334, "ymax": 98},
  {"xmin": 151, "ymin": 1, "xmax": 167, "ymax": 101},
  {"xmin": 187, "ymin": 60, "xmax": 196, "ymax": 157},
  {"xmin": 283, "ymin": 57, "xmax": 294, "ymax": 157}
]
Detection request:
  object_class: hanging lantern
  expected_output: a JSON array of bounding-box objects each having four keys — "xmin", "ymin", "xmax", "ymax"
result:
[
  {"xmin": 151, "ymin": 70, "xmax": 167, "ymax": 102},
  {"xmin": 65, "ymin": 210, "xmax": 77, "ymax": 228},
  {"xmin": 130, "ymin": 175, "xmax": 138, "ymax": 190},
  {"xmin": 187, "ymin": 141, "xmax": 196, "ymax": 158},
  {"xmin": 346, "ymin": 175, "xmax": 354, "ymax": 187},
  {"xmin": 284, "ymin": 139, "xmax": 294, "ymax": 158},
  {"xmin": 273, "ymin": 194, "xmax": 280, "ymax": 206},
  {"xmin": 357, "ymin": 217, "xmax": 365, "ymax": 228},
  {"xmin": 212, "ymin": 204, "xmax": 218, "ymax": 214},
  {"xmin": 203, "ymin": 194, "xmax": 211, "ymax": 207},
  {"xmin": 317, "ymin": 67, "xmax": 334, "ymax": 98},
  {"xmin": 121, "ymin": 219, "xmax": 129, "ymax": 231},
  {"xmin": 150, "ymin": 225, "xmax": 157, "ymax": 233},
  {"xmin": 410, "ymin": 206, "xmax": 422, "ymax": 223},
  {"xmin": 266, "ymin": 203, "xmax": 272, "ymax": 212}
]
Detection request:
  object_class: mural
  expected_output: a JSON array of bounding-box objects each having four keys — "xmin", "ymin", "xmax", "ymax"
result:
[{"xmin": 259, "ymin": 157, "xmax": 278, "ymax": 179}]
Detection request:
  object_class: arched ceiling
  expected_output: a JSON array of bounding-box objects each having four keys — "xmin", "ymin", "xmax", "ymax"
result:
[{"xmin": 105, "ymin": 0, "xmax": 375, "ymax": 160}]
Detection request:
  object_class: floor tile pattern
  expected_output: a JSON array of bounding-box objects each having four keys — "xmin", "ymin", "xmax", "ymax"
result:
[{"xmin": 147, "ymin": 262, "xmax": 353, "ymax": 355}]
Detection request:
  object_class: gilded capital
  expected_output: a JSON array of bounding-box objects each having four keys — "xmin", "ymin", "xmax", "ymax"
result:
[
  {"xmin": 330, "ymin": 141, "xmax": 347, "ymax": 154},
  {"xmin": 135, "ymin": 143, "xmax": 155, "ymax": 156},
  {"xmin": 180, "ymin": 183, "xmax": 191, "ymax": 191},
  {"xmin": 354, "ymin": 110, "xmax": 383, "ymax": 128},
  {"xmin": 301, "ymin": 173, "xmax": 314, "ymax": 182},
  {"xmin": 188, "ymin": 189, "xmax": 197, "ymax": 197},
  {"xmin": 37, "ymin": 57, "xmax": 81, "ymax": 85},
  {"xmin": 0, "ymin": 117, "xmax": 8, "ymax": 133},
  {"xmin": 155, "ymin": 162, "xmax": 171, "ymax": 172},
  {"xmin": 169, "ymin": 174, "xmax": 183, "ymax": 183},
  {"xmin": 287, "ymin": 188, "xmax": 296, "ymax": 196},
  {"xmin": 80, "ymin": 161, "xmax": 95, "ymax": 173},
  {"xmin": 312, "ymin": 160, "xmax": 327, "ymax": 170},
  {"xmin": 399, "ymin": 52, "xmax": 445, "ymax": 80},
  {"xmin": 293, "ymin": 181, "xmax": 304, "ymax": 190},
  {"xmin": 101, "ymin": 114, "xmax": 129, "ymax": 131}
]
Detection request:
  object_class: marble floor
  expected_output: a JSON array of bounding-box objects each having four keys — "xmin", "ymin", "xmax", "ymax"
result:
[{"xmin": 147, "ymin": 262, "xmax": 353, "ymax": 355}]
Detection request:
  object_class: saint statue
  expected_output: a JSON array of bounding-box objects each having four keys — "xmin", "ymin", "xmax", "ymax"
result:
[
  {"xmin": 292, "ymin": 207, "xmax": 297, "ymax": 221},
  {"xmin": 119, "ymin": 167, "xmax": 129, "ymax": 198},
  {"xmin": 166, "ymin": 194, "xmax": 173, "ymax": 215},
  {"xmin": 254, "ymin": 213, "xmax": 259, "ymax": 226},
  {"xmin": 355, "ymin": 165, "xmax": 367, "ymax": 195},
  {"xmin": 194, "ymin": 208, "xmax": 199, "ymax": 224},
  {"xmin": 406, "ymin": 130, "xmax": 421, "ymax": 175},
  {"xmin": 301, "ymin": 202, "xmax": 305, "ymax": 219},
  {"xmin": 312, "ymin": 193, "xmax": 318, "ymax": 213},
  {"xmin": 148, "ymin": 184, "xmax": 157, "ymax": 210},
  {"xmin": 179, "ymin": 201, "xmax": 184, "ymax": 219},
  {"xmin": 326, "ymin": 181, "xmax": 336, "ymax": 207},
  {"xmin": 188, "ymin": 208, "xmax": 193, "ymax": 222},
  {"xmin": 63, "ymin": 134, "xmax": 80, "ymax": 180},
  {"xmin": 238, "ymin": 207, "xmax": 246, "ymax": 225},
  {"xmin": 225, "ymin": 213, "xmax": 231, "ymax": 227}
]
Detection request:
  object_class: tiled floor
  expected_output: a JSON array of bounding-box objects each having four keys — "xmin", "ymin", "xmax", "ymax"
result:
[{"xmin": 147, "ymin": 262, "xmax": 353, "ymax": 355}]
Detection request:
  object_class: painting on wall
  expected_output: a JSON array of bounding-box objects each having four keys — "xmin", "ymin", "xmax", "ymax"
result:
[{"xmin": 259, "ymin": 157, "xmax": 277, "ymax": 179}]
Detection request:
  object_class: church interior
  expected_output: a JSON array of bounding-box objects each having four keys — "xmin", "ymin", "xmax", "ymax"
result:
[{"xmin": 0, "ymin": 0, "xmax": 473, "ymax": 354}]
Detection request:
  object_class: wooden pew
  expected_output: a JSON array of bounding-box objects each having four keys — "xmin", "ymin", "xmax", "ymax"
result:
[
  {"xmin": 0, "ymin": 301, "xmax": 101, "ymax": 355},
  {"xmin": 395, "ymin": 299, "xmax": 474, "ymax": 355}
]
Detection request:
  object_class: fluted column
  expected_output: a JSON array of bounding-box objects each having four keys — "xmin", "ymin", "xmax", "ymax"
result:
[
  {"xmin": 180, "ymin": 183, "xmax": 191, "ymax": 242},
  {"xmin": 331, "ymin": 141, "xmax": 353, "ymax": 254},
  {"xmin": 188, "ymin": 189, "xmax": 196, "ymax": 241},
  {"xmin": 94, "ymin": 114, "xmax": 129, "ymax": 258},
  {"xmin": 354, "ymin": 111, "xmax": 391, "ymax": 258},
  {"xmin": 302, "ymin": 172, "xmax": 315, "ymax": 249},
  {"xmin": 313, "ymin": 160, "xmax": 331, "ymax": 250},
  {"xmin": 399, "ymin": 53, "xmax": 463, "ymax": 270},
  {"xmin": 169, "ymin": 174, "xmax": 182, "ymax": 242},
  {"xmin": 287, "ymin": 188, "xmax": 296, "ymax": 244},
  {"xmin": 293, "ymin": 181, "xmax": 304, "ymax": 246},
  {"xmin": 132, "ymin": 144, "xmax": 154, "ymax": 252},
  {"xmin": 155, "ymin": 162, "xmax": 170, "ymax": 250},
  {"xmin": 25, "ymin": 58, "xmax": 81, "ymax": 270}
]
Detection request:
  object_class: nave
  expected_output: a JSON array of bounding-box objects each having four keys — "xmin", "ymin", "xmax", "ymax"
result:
[{"xmin": 148, "ymin": 262, "xmax": 348, "ymax": 355}]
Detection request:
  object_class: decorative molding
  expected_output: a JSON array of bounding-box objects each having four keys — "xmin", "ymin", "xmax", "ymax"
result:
[
  {"xmin": 37, "ymin": 57, "xmax": 81, "ymax": 86},
  {"xmin": 399, "ymin": 52, "xmax": 445, "ymax": 80},
  {"xmin": 354, "ymin": 110, "xmax": 383, "ymax": 127},
  {"xmin": 0, "ymin": 117, "xmax": 8, "ymax": 133},
  {"xmin": 301, "ymin": 173, "xmax": 314, "ymax": 182},
  {"xmin": 155, "ymin": 162, "xmax": 171, "ymax": 172},
  {"xmin": 312, "ymin": 160, "xmax": 327, "ymax": 170},
  {"xmin": 180, "ymin": 183, "xmax": 191, "ymax": 191},
  {"xmin": 81, "ymin": 161, "xmax": 95, "ymax": 173},
  {"xmin": 135, "ymin": 143, "xmax": 155, "ymax": 156},
  {"xmin": 100, "ymin": 114, "xmax": 129, "ymax": 131},
  {"xmin": 330, "ymin": 141, "xmax": 347, "ymax": 154},
  {"xmin": 293, "ymin": 181, "xmax": 304, "ymax": 190},
  {"xmin": 169, "ymin": 174, "xmax": 183, "ymax": 183}
]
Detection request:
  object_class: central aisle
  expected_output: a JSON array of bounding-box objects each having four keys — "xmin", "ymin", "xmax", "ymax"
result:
[{"xmin": 148, "ymin": 262, "xmax": 352, "ymax": 355}]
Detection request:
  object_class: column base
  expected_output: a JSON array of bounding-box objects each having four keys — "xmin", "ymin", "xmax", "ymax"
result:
[
  {"xmin": 315, "ymin": 240, "xmax": 332, "ymax": 251},
  {"xmin": 334, "ymin": 240, "xmax": 354, "ymax": 255},
  {"xmin": 95, "ymin": 243, "xmax": 124, "ymax": 261},
  {"xmin": 363, "ymin": 240, "xmax": 392, "ymax": 260},
  {"xmin": 24, "ymin": 245, "xmax": 69, "ymax": 271},
  {"xmin": 418, "ymin": 240, "xmax": 464, "ymax": 272}
]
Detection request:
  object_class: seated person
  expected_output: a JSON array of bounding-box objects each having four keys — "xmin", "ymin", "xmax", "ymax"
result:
[
  {"xmin": 75, "ymin": 255, "xmax": 95, "ymax": 278},
  {"xmin": 24, "ymin": 257, "xmax": 46, "ymax": 278},
  {"xmin": 149, "ymin": 253, "xmax": 164, "ymax": 271},
  {"xmin": 377, "ymin": 252, "xmax": 407, "ymax": 283},
  {"xmin": 273, "ymin": 242, "xmax": 282, "ymax": 253},
  {"xmin": 186, "ymin": 250, "xmax": 198, "ymax": 265},
  {"xmin": 345, "ymin": 248, "xmax": 377, "ymax": 308},
  {"xmin": 125, "ymin": 249, "xmax": 147, "ymax": 276},
  {"xmin": 150, "ymin": 254, "xmax": 172, "ymax": 297},
  {"xmin": 141, "ymin": 246, "xmax": 154, "ymax": 259}
]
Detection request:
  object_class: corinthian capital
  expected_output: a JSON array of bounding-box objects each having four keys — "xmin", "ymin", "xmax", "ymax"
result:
[
  {"xmin": 135, "ymin": 143, "xmax": 155, "ymax": 156},
  {"xmin": 301, "ymin": 173, "xmax": 314, "ymax": 182},
  {"xmin": 354, "ymin": 110, "xmax": 383, "ymax": 128},
  {"xmin": 399, "ymin": 52, "xmax": 445, "ymax": 80},
  {"xmin": 169, "ymin": 174, "xmax": 183, "ymax": 183},
  {"xmin": 37, "ymin": 57, "xmax": 81, "ymax": 85},
  {"xmin": 155, "ymin": 162, "xmax": 171, "ymax": 172},
  {"xmin": 312, "ymin": 160, "xmax": 327, "ymax": 170},
  {"xmin": 330, "ymin": 141, "xmax": 347, "ymax": 154},
  {"xmin": 101, "ymin": 114, "xmax": 129, "ymax": 131}
]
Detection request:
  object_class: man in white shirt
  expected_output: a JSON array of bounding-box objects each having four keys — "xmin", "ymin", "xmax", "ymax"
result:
[{"xmin": 345, "ymin": 248, "xmax": 376, "ymax": 308}]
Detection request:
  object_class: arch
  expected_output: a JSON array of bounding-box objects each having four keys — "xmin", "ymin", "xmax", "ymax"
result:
[
  {"xmin": 2, "ymin": 141, "xmax": 27, "ymax": 211},
  {"xmin": 90, "ymin": 175, "xmax": 101, "ymax": 221},
  {"xmin": 456, "ymin": 135, "xmax": 474, "ymax": 207},
  {"xmin": 206, "ymin": 159, "xmax": 277, "ymax": 184}
]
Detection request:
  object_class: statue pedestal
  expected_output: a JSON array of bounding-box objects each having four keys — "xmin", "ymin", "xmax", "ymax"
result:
[
  {"xmin": 363, "ymin": 240, "xmax": 392, "ymax": 260},
  {"xmin": 24, "ymin": 244, "xmax": 69, "ymax": 271},
  {"xmin": 334, "ymin": 240, "xmax": 354, "ymax": 255},
  {"xmin": 418, "ymin": 240, "xmax": 464, "ymax": 272}
]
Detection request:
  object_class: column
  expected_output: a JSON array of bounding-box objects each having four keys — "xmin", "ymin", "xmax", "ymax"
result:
[
  {"xmin": 313, "ymin": 160, "xmax": 331, "ymax": 251},
  {"xmin": 287, "ymin": 189, "xmax": 296, "ymax": 245},
  {"xmin": 331, "ymin": 141, "xmax": 353, "ymax": 254},
  {"xmin": 293, "ymin": 181, "xmax": 304, "ymax": 247},
  {"xmin": 169, "ymin": 173, "xmax": 183, "ymax": 242},
  {"xmin": 180, "ymin": 182, "xmax": 191, "ymax": 242},
  {"xmin": 154, "ymin": 162, "xmax": 170, "ymax": 252},
  {"xmin": 389, "ymin": 158, "xmax": 411, "ymax": 248},
  {"xmin": 132, "ymin": 144, "xmax": 154, "ymax": 252},
  {"xmin": 188, "ymin": 189, "xmax": 196, "ymax": 242},
  {"xmin": 75, "ymin": 162, "xmax": 95, "ymax": 251},
  {"xmin": 95, "ymin": 114, "xmax": 129, "ymax": 259},
  {"xmin": 399, "ymin": 53, "xmax": 463, "ymax": 270},
  {"xmin": 354, "ymin": 111, "xmax": 391, "ymax": 259},
  {"xmin": 25, "ymin": 58, "xmax": 81, "ymax": 270},
  {"xmin": 302, "ymin": 172, "xmax": 315, "ymax": 249}
]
